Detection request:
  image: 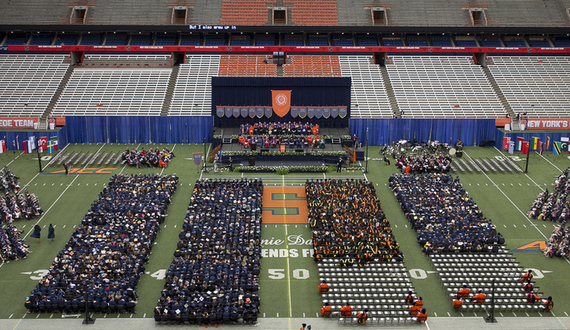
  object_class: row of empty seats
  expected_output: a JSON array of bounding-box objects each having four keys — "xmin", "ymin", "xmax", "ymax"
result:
[
  {"xmin": 284, "ymin": 0, "xmax": 338, "ymax": 26},
  {"xmin": 220, "ymin": 0, "xmax": 274, "ymax": 26},
  {"xmin": 489, "ymin": 56, "xmax": 570, "ymax": 118},
  {"xmin": 168, "ymin": 55, "xmax": 221, "ymax": 116},
  {"xmin": 0, "ymin": 55, "xmax": 69, "ymax": 117},
  {"xmin": 218, "ymin": 54, "xmax": 276, "ymax": 76},
  {"xmin": 282, "ymin": 55, "xmax": 341, "ymax": 76},
  {"xmin": 431, "ymin": 252, "xmax": 550, "ymax": 314},
  {"xmin": 338, "ymin": 55, "xmax": 392, "ymax": 118},
  {"xmin": 387, "ymin": 56, "xmax": 504, "ymax": 118},
  {"xmin": 51, "ymin": 68, "xmax": 171, "ymax": 116}
]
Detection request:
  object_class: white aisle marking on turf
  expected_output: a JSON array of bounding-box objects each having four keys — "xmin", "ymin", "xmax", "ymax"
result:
[
  {"xmin": 41, "ymin": 143, "xmax": 71, "ymax": 171},
  {"xmin": 536, "ymin": 151, "xmax": 562, "ymax": 172},
  {"xmin": 5, "ymin": 151, "xmax": 24, "ymax": 167},
  {"xmin": 464, "ymin": 151, "xmax": 570, "ymax": 264},
  {"xmin": 16, "ymin": 144, "xmax": 107, "ymax": 249},
  {"xmin": 282, "ymin": 176, "xmax": 293, "ymax": 318}
]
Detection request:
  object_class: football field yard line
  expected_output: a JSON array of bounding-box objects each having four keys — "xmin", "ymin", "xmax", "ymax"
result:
[
  {"xmin": 465, "ymin": 150, "xmax": 548, "ymax": 240},
  {"xmin": 282, "ymin": 175, "xmax": 293, "ymax": 318},
  {"xmin": 20, "ymin": 143, "xmax": 106, "ymax": 241},
  {"xmin": 465, "ymin": 151, "xmax": 570, "ymax": 267},
  {"xmin": 536, "ymin": 150, "xmax": 563, "ymax": 172},
  {"xmin": 5, "ymin": 151, "xmax": 23, "ymax": 167}
]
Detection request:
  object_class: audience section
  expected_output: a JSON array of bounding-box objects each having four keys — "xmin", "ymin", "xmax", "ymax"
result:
[
  {"xmin": 389, "ymin": 173, "xmax": 502, "ymax": 254},
  {"xmin": 24, "ymin": 174, "xmax": 178, "ymax": 314},
  {"xmin": 220, "ymin": 0, "xmax": 274, "ymax": 26},
  {"xmin": 155, "ymin": 178, "xmax": 262, "ymax": 325},
  {"xmin": 307, "ymin": 179, "xmax": 415, "ymax": 321}
]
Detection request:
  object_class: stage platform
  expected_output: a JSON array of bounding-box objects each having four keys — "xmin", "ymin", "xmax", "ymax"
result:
[{"xmin": 211, "ymin": 126, "xmax": 365, "ymax": 167}]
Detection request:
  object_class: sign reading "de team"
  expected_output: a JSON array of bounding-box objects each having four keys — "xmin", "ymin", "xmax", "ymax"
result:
[
  {"xmin": 0, "ymin": 117, "xmax": 38, "ymax": 129},
  {"xmin": 523, "ymin": 118, "xmax": 570, "ymax": 129}
]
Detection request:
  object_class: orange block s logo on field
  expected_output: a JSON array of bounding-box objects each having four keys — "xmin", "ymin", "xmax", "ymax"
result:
[{"xmin": 272, "ymin": 90, "xmax": 291, "ymax": 117}]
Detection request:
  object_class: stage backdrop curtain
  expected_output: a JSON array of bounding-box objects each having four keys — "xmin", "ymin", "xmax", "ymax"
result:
[
  {"xmin": 350, "ymin": 118, "xmax": 495, "ymax": 147},
  {"xmin": 211, "ymin": 77, "xmax": 351, "ymax": 128},
  {"xmin": 65, "ymin": 116, "xmax": 212, "ymax": 144}
]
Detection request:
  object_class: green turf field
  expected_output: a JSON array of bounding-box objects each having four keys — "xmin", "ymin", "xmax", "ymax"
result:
[{"xmin": 0, "ymin": 143, "xmax": 569, "ymax": 322}]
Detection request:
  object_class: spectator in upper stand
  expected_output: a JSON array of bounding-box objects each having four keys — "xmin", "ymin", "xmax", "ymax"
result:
[{"xmin": 318, "ymin": 280, "xmax": 329, "ymax": 293}]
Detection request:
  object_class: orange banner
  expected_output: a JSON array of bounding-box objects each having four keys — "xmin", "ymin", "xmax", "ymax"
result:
[
  {"xmin": 272, "ymin": 90, "xmax": 291, "ymax": 117},
  {"xmin": 0, "ymin": 117, "xmax": 38, "ymax": 129}
]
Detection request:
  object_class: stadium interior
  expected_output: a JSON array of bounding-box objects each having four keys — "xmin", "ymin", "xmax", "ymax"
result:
[{"xmin": 1, "ymin": 1, "xmax": 570, "ymax": 330}]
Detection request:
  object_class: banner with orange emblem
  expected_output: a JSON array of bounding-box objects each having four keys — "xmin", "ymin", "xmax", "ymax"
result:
[{"xmin": 271, "ymin": 90, "xmax": 291, "ymax": 117}]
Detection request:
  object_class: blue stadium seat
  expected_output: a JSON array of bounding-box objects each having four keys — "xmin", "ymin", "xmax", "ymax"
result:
[
  {"xmin": 430, "ymin": 36, "xmax": 452, "ymax": 47},
  {"xmin": 357, "ymin": 38, "xmax": 378, "ymax": 46},
  {"xmin": 333, "ymin": 39, "xmax": 353, "ymax": 46},
  {"xmin": 480, "ymin": 40, "xmax": 501, "ymax": 47},
  {"xmin": 529, "ymin": 40, "xmax": 550, "ymax": 47},
  {"xmin": 106, "ymin": 35, "xmax": 126, "ymax": 45},
  {"xmin": 4, "ymin": 36, "xmax": 27, "ymax": 45},
  {"xmin": 57, "ymin": 36, "xmax": 77, "ymax": 45},
  {"xmin": 283, "ymin": 39, "xmax": 303, "ymax": 46},
  {"xmin": 130, "ymin": 36, "xmax": 151, "ymax": 46},
  {"xmin": 553, "ymin": 37, "xmax": 570, "ymax": 47},
  {"xmin": 81, "ymin": 37, "xmax": 100, "ymax": 45},
  {"xmin": 29, "ymin": 35, "xmax": 52, "ymax": 45},
  {"xmin": 156, "ymin": 36, "xmax": 176, "ymax": 46},
  {"xmin": 383, "ymin": 39, "xmax": 403, "ymax": 46},
  {"xmin": 206, "ymin": 38, "xmax": 225, "ymax": 46},
  {"xmin": 256, "ymin": 39, "xmax": 275, "ymax": 46},
  {"xmin": 407, "ymin": 39, "xmax": 427, "ymax": 46},
  {"xmin": 455, "ymin": 40, "xmax": 477, "ymax": 47},
  {"xmin": 504, "ymin": 39, "xmax": 525, "ymax": 47},
  {"xmin": 231, "ymin": 39, "xmax": 250, "ymax": 46},
  {"xmin": 309, "ymin": 37, "xmax": 328, "ymax": 46},
  {"xmin": 180, "ymin": 37, "xmax": 200, "ymax": 46}
]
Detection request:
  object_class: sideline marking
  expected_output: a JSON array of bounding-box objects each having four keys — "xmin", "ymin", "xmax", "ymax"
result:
[
  {"xmin": 536, "ymin": 150, "xmax": 562, "ymax": 173},
  {"xmin": 282, "ymin": 175, "xmax": 293, "ymax": 318}
]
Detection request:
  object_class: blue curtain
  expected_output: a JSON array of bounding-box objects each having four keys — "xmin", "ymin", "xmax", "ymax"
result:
[
  {"xmin": 65, "ymin": 116, "xmax": 212, "ymax": 144},
  {"xmin": 350, "ymin": 118, "xmax": 496, "ymax": 146}
]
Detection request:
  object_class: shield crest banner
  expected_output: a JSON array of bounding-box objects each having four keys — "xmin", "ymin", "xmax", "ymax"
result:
[
  {"xmin": 249, "ymin": 107, "xmax": 256, "ymax": 118},
  {"xmin": 233, "ymin": 107, "xmax": 240, "ymax": 118},
  {"xmin": 299, "ymin": 107, "xmax": 307, "ymax": 118},
  {"xmin": 225, "ymin": 106, "xmax": 232, "ymax": 118},
  {"xmin": 290, "ymin": 107, "xmax": 299, "ymax": 119},
  {"xmin": 331, "ymin": 106, "xmax": 339, "ymax": 118},
  {"xmin": 315, "ymin": 107, "xmax": 323, "ymax": 119},
  {"xmin": 271, "ymin": 90, "xmax": 291, "ymax": 117},
  {"xmin": 241, "ymin": 107, "xmax": 248, "ymax": 118},
  {"xmin": 257, "ymin": 106, "xmax": 264, "ymax": 118},
  {"xmin": 264, "ymin": 106, "xmax": 272, "ymax": 118},
  {"xmin": 339, "ymin": 106, "xmax": 348, "ymax": 118},
  {"xmin": 323, "ymin": 107, "xmax": 331, "ymax": 119},
  {"xmin": 216, "ymin": 106, "xmax": 224, "ymax": 118},
  {"xmin": 307, "ymin": 107, "xmax": 315, "ymax": 119}
]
